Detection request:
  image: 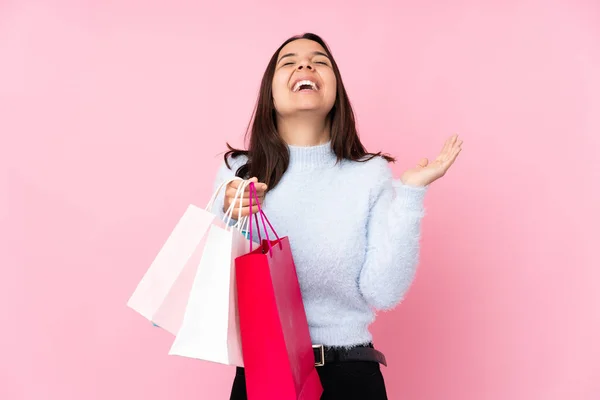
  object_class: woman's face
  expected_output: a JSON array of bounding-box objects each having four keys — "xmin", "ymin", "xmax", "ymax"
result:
[{"xmin": 271, "ymin": 39, "xmax": 337, "ymax": 118}]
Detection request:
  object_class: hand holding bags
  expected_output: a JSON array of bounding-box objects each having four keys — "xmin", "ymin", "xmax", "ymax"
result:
[
  {"xmin": 128, "ymin": 178, "xmax": 250, "ymax": 367},
  {"xmin": 168, "ymin": 180, "xmax": 252, "ymax": 366},
  {"xmin": 235, "ymin": 182, "xmax": 323, "ymax": 399}
]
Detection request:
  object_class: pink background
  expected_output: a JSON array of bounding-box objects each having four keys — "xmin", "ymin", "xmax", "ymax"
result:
[{"xmin": 2, "ymin": 1, "xmax": 600, "ymax": 399}]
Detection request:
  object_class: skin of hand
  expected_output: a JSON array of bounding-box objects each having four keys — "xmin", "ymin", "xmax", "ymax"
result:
[
  {"xmin": 401, "ymin": 134, "xmax": 463, "ymax": 187},
  {"xmin": 223, "ymin": 177, "xmax": 268, "ymax": 217}
]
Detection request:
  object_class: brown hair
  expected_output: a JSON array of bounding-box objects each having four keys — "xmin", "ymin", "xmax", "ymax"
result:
[{"xmin": 224, "ymin": 32, "xmax": 394, "ymax": 191}]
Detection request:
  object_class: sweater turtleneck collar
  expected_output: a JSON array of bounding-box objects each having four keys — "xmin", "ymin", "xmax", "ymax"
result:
[{"xmin": 287, "ymin": 141, "xmax": 338, "ymax": 172}]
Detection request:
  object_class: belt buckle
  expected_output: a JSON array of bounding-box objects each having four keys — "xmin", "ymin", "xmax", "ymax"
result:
[{"xmin": 312, "ymin": 344, "xmax": 325, "ymax": 367}]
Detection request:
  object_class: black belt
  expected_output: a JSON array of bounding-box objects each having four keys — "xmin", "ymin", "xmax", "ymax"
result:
[{"xmin": 312, "ymin": 343, "xmax": 387, "ymax": 367}]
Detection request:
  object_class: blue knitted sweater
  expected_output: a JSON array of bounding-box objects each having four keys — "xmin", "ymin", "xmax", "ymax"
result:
[{"xmin": 211, "ymin": 141, "xmax": 427, "ymax": 347}]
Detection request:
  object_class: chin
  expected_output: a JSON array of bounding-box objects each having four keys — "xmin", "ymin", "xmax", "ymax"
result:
[
  {"xmin": 296, "ymin": 105, "xmax": 322, "ymax": 112},
  {"xmin": 294, "ymin": 100, "xmax": 326, "ymax": 111},
  {"xmin": 276, "ymin": 101, "xmax": 332, "ymax": 117}
]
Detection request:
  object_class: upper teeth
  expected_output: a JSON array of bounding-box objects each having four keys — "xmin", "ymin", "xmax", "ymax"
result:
[{"xmin": 293, "ymin": 80, "xmax": 317, "ymax": 92}]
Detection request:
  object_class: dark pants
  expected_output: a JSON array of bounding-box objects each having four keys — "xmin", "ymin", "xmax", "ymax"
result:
[{"xmin": 229, "ymin": 361, "xmax": 388, "ymax": 400}]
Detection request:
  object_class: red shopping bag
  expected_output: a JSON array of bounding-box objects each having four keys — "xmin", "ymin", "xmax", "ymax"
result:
[{"xmin": 234, "ymin": 183, "xmax": 323, "ymax": 400}]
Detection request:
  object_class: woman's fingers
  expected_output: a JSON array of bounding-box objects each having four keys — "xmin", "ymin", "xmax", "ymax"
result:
[
  {"xmin": 231, "ymin": 196, "xmax": 265, "ymax": 207},
  {"xmin": 230, "ymin": 205, "xmax": 261, "ymax": 217},
  {"xmin": 226, "ymin": 181, "xmax": 267, "ymax": 199},
  {"xmin": 441, "ymin": 140, "xmax": 463, "ymax": 170},
  {"xmin": 439, "ymin": 135, "xmax": 455, "ymax": 157},
  {"xmin": 436, "ymin": 134, "xmax": 460, "ymax": 163},
  {"xmin": 224, "ymin": 178, "xmax": 268, "ymax": 216},
  {"xmin": 225, "ymin": 187, "xmax": 267, "ymax": 199}
]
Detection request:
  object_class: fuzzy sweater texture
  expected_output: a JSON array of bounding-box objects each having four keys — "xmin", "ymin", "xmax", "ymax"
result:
[{"xmin": 210, "ymin": 141, "xmax": 427, "ymax": 347}]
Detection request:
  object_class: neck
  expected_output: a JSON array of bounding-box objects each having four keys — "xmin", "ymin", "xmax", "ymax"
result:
[{"xmin": 277, "ymin": 114, "xmax": 331, "ymax": 146}]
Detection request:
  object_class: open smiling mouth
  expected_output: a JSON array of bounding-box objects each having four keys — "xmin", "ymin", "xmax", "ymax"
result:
[{"xmin": 292, "ymin": 80, "xmax": 319, "ymax": 92}]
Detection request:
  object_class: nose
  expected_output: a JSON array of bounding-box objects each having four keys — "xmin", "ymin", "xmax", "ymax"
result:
[{"xmin": 297, "ymin": 60, "xmax": 314, "ymax": 71}]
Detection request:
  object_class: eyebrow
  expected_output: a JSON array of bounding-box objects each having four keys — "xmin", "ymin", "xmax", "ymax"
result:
[{"xmin": 277, "ymin": 51, "xmax": 330, "ymax": 64}]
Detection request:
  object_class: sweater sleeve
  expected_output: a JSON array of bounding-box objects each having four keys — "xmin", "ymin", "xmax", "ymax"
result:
[{"xmin": 358, "ymin": 159, "xmax": 428, "ymax": 311}]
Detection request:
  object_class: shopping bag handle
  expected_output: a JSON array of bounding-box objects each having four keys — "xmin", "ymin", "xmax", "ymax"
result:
[
  {"xmin": 205, "ymin": 176, "xmax": 241, "ymax": 212},
  {"xmin": 248, "ymin": 181, "xmax": 282, "ymax": 256},
  {"xmin": 224, "ymin": 180, "xmax": 252, "ymax": 229},
  {"xmin": 205, "ymin": 176, "xmax": 250, "ymax": 233}
]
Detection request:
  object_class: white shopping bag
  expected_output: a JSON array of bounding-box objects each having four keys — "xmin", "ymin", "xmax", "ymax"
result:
[
  {"xmin": 168, "ymin": 182, "xmax": 252, "ymax": 366},
  {"xmin": 127, "ymin": 177, "xmax": 247, "ymax": 335}
]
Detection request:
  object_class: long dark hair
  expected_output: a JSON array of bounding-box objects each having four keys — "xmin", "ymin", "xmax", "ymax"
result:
[{"xmin": 224, "ymin": 32, "xmax": 395, "ymax": 191}]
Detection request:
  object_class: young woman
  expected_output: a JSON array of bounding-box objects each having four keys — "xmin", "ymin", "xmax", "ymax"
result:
[{"xmin": 211, "ymin": 33, "xmax": 462, "ymax": 400}]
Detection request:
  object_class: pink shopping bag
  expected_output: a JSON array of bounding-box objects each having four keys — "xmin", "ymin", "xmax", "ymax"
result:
[{"xmin": 234, "ymin": 183, "xmax": 323, "ymax": 400}]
